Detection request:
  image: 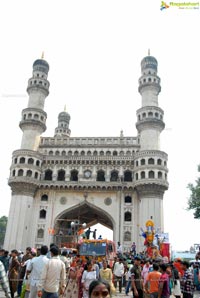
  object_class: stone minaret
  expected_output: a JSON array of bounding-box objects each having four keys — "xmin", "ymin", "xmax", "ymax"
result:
[
  {"xmin": 4, "ymin": 58, "xmax": 50, "ymax": 250},
  {"xmin": 54, "ymin": 107, "xmax": 71, "ymax": 137},
  {"xmin": 135, "ymin": 53, "xmax": 169, "ymax": 249},
  {"xmin": 20, "ymin": 58, "xmax": 50, "ymax": 150}
]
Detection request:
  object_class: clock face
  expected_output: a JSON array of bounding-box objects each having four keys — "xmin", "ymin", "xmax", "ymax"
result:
[{"xmin": 84, "ymin": 170, "xmax": 91, "ymax": 178}]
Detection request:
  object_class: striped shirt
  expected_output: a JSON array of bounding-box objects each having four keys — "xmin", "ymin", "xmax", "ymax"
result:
[
  {"xmin": 0, "ymin": 260, "xmax": 10, "ymax": 297},
  {"xmin": 181, "ymin": 269, "xmax": 195, "ymax": 295}
]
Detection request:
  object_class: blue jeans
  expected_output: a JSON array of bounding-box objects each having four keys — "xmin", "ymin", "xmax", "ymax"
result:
[
  {"xmin": 42, "ymin": 290, "xmax": 59, "ymax": 298},
  {"xmin": 125, "ymin": 279, "xmax": 131, "ymax": 294}
]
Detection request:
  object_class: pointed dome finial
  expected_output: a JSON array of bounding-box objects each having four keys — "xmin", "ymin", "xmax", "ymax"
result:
[
  {"xmin": 64, "ymin": 105, "xmax": 67, "ymax": 112},
  {"xmin": 41, "ymin": 51, "xmax": 44, "ymax": 59},
  {"xmin": 148, "ymin": 49, "xmax": 150, "ymax": 56}
]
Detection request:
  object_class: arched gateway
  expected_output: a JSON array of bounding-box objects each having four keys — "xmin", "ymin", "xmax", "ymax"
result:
[
  {"xmin": 53, "ymin": 201, "xmax": 115, "ymax": 247},
  {"xmin": 4, "ymin": 54, "xmax": 168, "ymax": 253}
]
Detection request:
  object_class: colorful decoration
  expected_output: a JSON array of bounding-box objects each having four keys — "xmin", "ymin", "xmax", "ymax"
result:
[
  {"xmin": 140, "ymin": 219, "xmax": 170, "ymax": 260},
  {"xmin": 140, "ymin": 219, "xmax": 155, "ymax": 246}
]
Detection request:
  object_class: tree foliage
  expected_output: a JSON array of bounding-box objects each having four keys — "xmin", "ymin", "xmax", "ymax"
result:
[
  {"xmin": 187, "ymin": 165, "xmax": 200, "ymax": 219},
  {"xmin": 0, "ymin": 216, "xmax": 8, "ymax": 247}
]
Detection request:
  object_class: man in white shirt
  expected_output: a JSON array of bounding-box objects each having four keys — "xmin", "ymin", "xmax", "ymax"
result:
[
  {"xmin": 113, "ymin": 257, "xmax": 124, "ymax": 293},
  {"xmin": 26, "ymin": 245, "xmax": 49, "ymax": 298},
  {"xmin": 37, "ymin": 246, "xmax": 66, "ymax": 298},
  {"xmin": 117, "ymin": 242, "xmax": 123, "ymax": 255}
]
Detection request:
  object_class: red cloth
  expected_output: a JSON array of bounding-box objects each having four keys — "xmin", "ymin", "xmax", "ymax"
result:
[{"xmin": 160, "ymin": 243, "xmax": 170, "ymax": 260}]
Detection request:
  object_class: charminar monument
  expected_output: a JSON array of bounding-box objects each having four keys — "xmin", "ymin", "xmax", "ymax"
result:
[{"xmin": 4, "ymin": 52, "xmax": 168, "ymax": 252}]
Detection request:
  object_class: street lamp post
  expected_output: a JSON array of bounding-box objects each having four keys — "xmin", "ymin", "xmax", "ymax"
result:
[{"xmin": 70, "ymin": 221, "xmax": 86, "ymax": 243}]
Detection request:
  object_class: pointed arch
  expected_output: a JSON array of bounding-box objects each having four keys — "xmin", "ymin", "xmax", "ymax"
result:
[
  {"xmin": 124, "ymin": 170, "xmax": 132, "ymax": 182},
  {"xmin": 70, "ymin": 170, "xmax": 78, "ymax": 181},
  {"xmin": 58, "ymin": 169, "xmax": 65, "ymax": 181},
  {"xmin": 44, "ymin": 169, "xmax": 53, "ymax": 180},
  {"xmin": 110, "ymin": 170, "xmax": 118, "ymax": 182},
  {"xmin": 97, "ymin": 170, "xmax": 105, "ymax": 181}
]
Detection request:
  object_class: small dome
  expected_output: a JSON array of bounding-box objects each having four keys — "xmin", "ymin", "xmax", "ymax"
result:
[
  {"xmin": 33, "ymin": 59, "xmax": 49, "ymax": 74},
  {"xmin": 141, "ymin": 55, "xmax": 158, "ymax": 71},
  {"xmin": 58, "ymin": 111, "xmax": 70, "ymax": 122}
]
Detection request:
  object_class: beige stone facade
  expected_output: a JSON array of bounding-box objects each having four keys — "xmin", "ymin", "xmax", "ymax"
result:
[{"xmin": 4, "ymin": 55, "xmax": 168, "ymax": 253}]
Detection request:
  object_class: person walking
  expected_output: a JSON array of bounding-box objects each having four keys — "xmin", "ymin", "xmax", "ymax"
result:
[
  {"xmin": 64, "ymin": 267, "xmax": 79, "ymax": 298},
  {"xmin": 0, "ymin": 260, "xmax": 11, "ymax": 298},
  {"xmin": 99, "ymin": 260, "xmax": 115, "ymax": 294},
  {"xmin": 26, "ymin": 245, "xmax": 49, "ymax": 298},
  {"xmin": 8, "ymin": 249, "xmax": 20, "ymax": 298},
  {"xmin": 180, "ymin": 261, "xmax": 195, "ymax": 298},
  {"xmin": 113, "ymin": 257, "xmax": 124, "ymax": 293},
  {"xmin": 37, "ymin": 246, "xmax": 66, "ymax": 298},
  {"xmin": 167, "ymin": 263, "xmax": 181, "ymax": 298},
  {"xmin": 131, "ymin": 256, "xmax": 143, "ymax": 298},
  {"xmin": 18, "ymin": 247, "xmax": 32, "ymax": 296},
  {"xmin": 125, "ymin": 260, "xmax": 133, "ymax": 295},
  {"xmin": 142, "ymin": 258, "xmax": 152, "ymax": 297},
  {"xmin": 81, "ymin": 261, "xmax": 96, "ymax": 298},
  {"xmin": 158, "ymin": 263, "xmax": 170, "ymax": 298},
  {"xmin": 0, "ymin": 249, "xmax": 10, "ymax": 273},
  {"xmin": 145, "ymin": 263, "xmax": 161, "ymax": 298}
]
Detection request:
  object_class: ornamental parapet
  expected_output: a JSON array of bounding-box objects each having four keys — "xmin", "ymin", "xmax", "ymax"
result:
[
  {"xmin": 43, "ymin": 155, "xmax": 135, "ymax": 161},
  {"xmin": 27, "ymin": 80, "xmax": 49, "ymax": 96},
  {"xmin": 135, "ymin": 182, "xmax": 168, "ymax": 198},
  {"xmin": 134, "ymin": 150, "xmax": 167, "ymax": 159},
  {"xmin": 40, "ymin": 136, "xmax": 139, "ymax": 147},
  {"xmin": 136, "ymin": 106, "xmax": 164, "ymax": 115},
  {"xmin": 38, "ymin": 180, "xmax": 135, "ymax": 191},
  {"xmin": 8, "ymin": 176, "xmax": 39, "ymax": 185},
  {"xmin": 8, "ymin": 177, "xmax": 38, "ymax": 195},
  {"xmin": 134, "ymin": 179, "xmax": 168, "ymax": 189},
  {"xmin": 136, "ymin": 118, "xmax": 165, "ymax": 133},
  {"xmin": 19, "ymin": 119, "xmax": 46, "ymax": 132},
  {"xmin": 10, "ymin": 150, "xmax": 43, "ymax": 170},
  {"xmin": 138, "ymin": 81, "xmax": 161, "ymax": 94},
  {"xmin": 12, "ymin": 149, "xmax": 43, "ymax": 159}
]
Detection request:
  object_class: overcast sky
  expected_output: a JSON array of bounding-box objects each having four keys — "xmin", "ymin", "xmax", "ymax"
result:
[{"xmin": 0, "ymin": 0, "xmax": 200, "ymax": 251}]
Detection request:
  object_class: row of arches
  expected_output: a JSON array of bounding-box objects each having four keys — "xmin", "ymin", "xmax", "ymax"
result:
[
  {"xmin": 11, "ymin": 168, "xmax": 167, "ymax": 181},
  {"xmin": 135, "ymin": 158, "xmax": 167, "ymax": 167},
  {"xmin": 12, "ymin": 169, "xmax": 40, "ymax": 179},
  {"xmin": 137, "ymin": 111, "xmax": 163, "ymax": 121},
  {"xmin": 47, "ymin": 149, "xmax": 136, "ymax": 157},
  {"xmin": 22, "ymin": 112, "xmax": 45, "ymax": 122},
  {"xmin": 44, "ymin": 169, "xmax": 133, "ymax": 182},
  {"xmin": 45, "ymin": 159, "xmax": 134, "ymax": 166},
  {"xmin": 135, "ymin": 170, "xmax": 167, "ymax": 180},
  {"xmin": 13, "ymin": 157, "xmax": 41, "ymax": 167},
  {"xmin": 28, "ymin": 78, "xmax": 49, "ymax": 89},
  {"xmin": 139, "ymin": 76, "xmax": 160, "ymax": 85}
]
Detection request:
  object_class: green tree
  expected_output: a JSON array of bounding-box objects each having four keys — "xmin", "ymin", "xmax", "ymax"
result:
[
  {"xmin": 187, "ymin": 165, "xmax": 200, "ymax": 219},
  {"xmin": 0, "ymin": 216, "xmax": 8, "ymax": 247}
]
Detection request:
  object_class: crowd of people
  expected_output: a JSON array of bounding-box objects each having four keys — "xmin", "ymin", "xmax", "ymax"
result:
[{"xmin": 0, "ymin": 244, "xmax": 200, "ymax": 298}]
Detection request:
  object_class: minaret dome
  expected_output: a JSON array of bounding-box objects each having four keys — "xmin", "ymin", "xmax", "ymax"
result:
[
  {"xmin": 141, "ymin": 55, "xmax": 158, "ymax": 74},
  {"xmin": 33, "ymin": 59, "xmax": 49, "ymax": 75}
]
